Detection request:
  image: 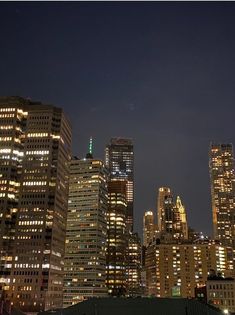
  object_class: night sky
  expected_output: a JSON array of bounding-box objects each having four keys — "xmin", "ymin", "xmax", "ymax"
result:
[{"xmin": 1, "ymin": 2, "xmax": 235, "ymax": 238}]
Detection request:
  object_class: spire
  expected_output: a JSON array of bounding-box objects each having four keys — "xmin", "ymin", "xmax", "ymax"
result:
[
  {"xmin": 176, "ymin": 196, "xmax": 182, "ymax": 208},
  {"xmin": 89, "ymin": 136, "xmax": 93, "ymax": 155},
  {"xmin": 86, "ymin": 136, "xmax": 93, "ymax": 159}
]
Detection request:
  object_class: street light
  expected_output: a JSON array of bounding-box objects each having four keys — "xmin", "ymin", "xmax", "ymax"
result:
[{"xmin": 223, "ymin": 309, "xmax": 229, "ymax": 314}]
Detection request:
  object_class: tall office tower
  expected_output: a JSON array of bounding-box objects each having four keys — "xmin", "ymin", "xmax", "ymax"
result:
[
  {"xmin": 157, "ymin": 187, "xmax": 172, "ymax": 232},
  {"xmin": 173, "ymin": 196, "xmax": 188, "ymax": 240},
  {"xmin": 0, "ymin": 97, "xmax": 27, "ymax": 291},
  {"xmin": 145, "ymin": 240, "xmax": 234, "ymax": 298},
  {"xmin": 105, "ymin": 138, "xmax": 134, "ymax": 232},
  {"xmin": 157, "ymin": 188, "xmax": 188, "ymax": 240},
  {"xmin": 63, "ymin": 155, "xmax": 108, "ymax": 307},
  {"xmin": 106, "ymin": 180, "xmax": 127, "ymax": 296},
  {"xmin": 125, "ymin": 232, "xmax": 141, "ymax": 296},
  {"xmin": 143, "ymin": 211, "xmax": 155, "ymax": 247},
  {"xmin": 209, "ymin": 143, "xmax": 235, "ymax": 251},
  {"xmin": 9, "ymin": 101, "xmax": 72, "ymax": 313}
]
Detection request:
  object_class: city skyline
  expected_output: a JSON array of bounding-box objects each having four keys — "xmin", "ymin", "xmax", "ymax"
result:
[
  {"xmin": 0, "ymin": 95, "xmax": 231, "ymax": 241},
  {"xmin": 0, "ymin": 97, "xmax": 234, "ymax": 312},
  {"xmin": 1, "ymin": 2, "xmax": 235, "ymax": 238}
]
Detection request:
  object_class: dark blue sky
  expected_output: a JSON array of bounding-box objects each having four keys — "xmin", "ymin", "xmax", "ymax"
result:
[{"xmin": 1, "ymin": 2, "xmax": 235, "ymax": 237}]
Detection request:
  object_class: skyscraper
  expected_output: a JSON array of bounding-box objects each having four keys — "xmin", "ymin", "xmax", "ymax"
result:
[
  {"xmin": 105, "ymin": 138, "xmax": 134, "ymax": 232},
  {"xmin": 143, "ymin": 211, "xmax": 155, "ymax": 247},
  {"xmin": 209, "ymin": 143, "xmax": 235, "ymax": 250},
  {"xmin": 13, "ymin": 101, "xmax": 71, "ymax": 312},
  {"xmin": 173, "ymin": 196, "xmax": 188, "ymax": 240},
  {"xmin": 63, "ymin": 154, "xmax": 108, "ymax": 307},
  {"xmin": 157, "ymin": 187, "xmax": 188, "ymax": 240},
  {"xmin": 157, "ymin": 187, "xmax": 171, "ymax": 233},
  {"xmin": 125, "ymin": 232, "xmax": 141, "ymax": 296},
  {"xmin": 0, "ymin": 98, "xmax": 27, "ymax": 291},
  {"xmin": 106, "ymin": 180, "xmax": 127, "ymax": 296},
  {"xmin": 0, "ymin": 97, "xmax": 72, "ymax": 312}
]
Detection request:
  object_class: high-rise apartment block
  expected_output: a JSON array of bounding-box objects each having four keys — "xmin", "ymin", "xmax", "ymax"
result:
[
  {"xmin": 0, "ymin": 96, "xmax": 72, "ymax": 313},
  {"xmin": 157, "ymin": 187, "xmax": 188, "ymax": 240},
  {"xmin": 143, "ymin": 211, "xmax": 155, "ymax": 247},
  {"xmin": 105, "ymin": 138, "xmax": 134, "ymax": 232},
  {"xmin": 209, "ymin": 143, "xmax": 235, "ymax": 251},
  {"xmin": 145, "ymin": 240, "xmax": 234, "ymax": 298},
  {"xmin": 106, "ymin": 180, "xmax": 127, "ymax": 296},
  {"xmin": 63, "ymin": 156, "xmax": 108, "ymax": 307}
]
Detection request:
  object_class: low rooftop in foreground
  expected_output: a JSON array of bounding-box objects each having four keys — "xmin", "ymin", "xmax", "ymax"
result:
[{"xmin": 40, "ymin": 297, "xmax": 222, "ymax": 315}]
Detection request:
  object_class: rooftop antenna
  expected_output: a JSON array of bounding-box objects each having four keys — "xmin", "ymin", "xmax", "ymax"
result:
[{"xmin": 86, "ymin": 136, "xmax": 93, "ymax": 159}]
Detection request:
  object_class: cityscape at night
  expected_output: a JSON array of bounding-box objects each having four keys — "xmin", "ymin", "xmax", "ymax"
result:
[{"xmin": 0, "ymin": 2, "xmax": 235, "ymax": 315}]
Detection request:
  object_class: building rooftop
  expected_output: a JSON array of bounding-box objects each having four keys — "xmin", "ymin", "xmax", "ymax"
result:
[{"xmin": 40, "ymin": 297, "xmax": 221, "ymax": 315}]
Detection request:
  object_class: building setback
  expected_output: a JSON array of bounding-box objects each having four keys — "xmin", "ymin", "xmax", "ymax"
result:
[
  {"xmin": 63, "ymin": 156, "xmax": 108, "ymax": 307},
  {"xmin": 0, "ymin": 97, "xmax": 72, "ymax": 313}
]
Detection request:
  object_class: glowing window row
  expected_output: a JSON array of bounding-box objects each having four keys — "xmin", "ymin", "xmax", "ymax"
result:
[
  {"xmin": 0, "ymin": 114, "xmax": 15, "ymax": 118},
  {"xmin": 26, "ymin": 150, "xmax": 49, "ymax": 155},
  {"xmin": 23, "ymin": 181, "xmax": 47, "ymax": 186},
  {"xmin": 18, "ymin": 221, "xmax": 44, "ymax": 225},
  {"xmin": 27, "ymin": 133, "xmax": 48, "ymax": 137},
  {"xmin": 0, "ymin": 108, "xmax": 15, "ymax": 112},
  {"xmin": 0, "ymin": 137, "xmax": 12, "ymax": 141}
]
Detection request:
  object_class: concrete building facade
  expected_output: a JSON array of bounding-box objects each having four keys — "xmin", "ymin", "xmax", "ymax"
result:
[
  {"xmin": 63, "ymin": 156, "xmax": 108, "ymax": 307},
  {"xmin": 207, "ymin": 277, "xmax": 235, "ymax": 313},
  {"xmin": 145, "ymin": 240, "xmax": 233, "ymax": 298},
  {"xmin": 0, "ymin": 97, "xmax": 72, "ymax": 313}
]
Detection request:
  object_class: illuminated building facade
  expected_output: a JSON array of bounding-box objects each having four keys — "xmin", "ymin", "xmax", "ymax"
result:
[
  {"xmin": 125, "ymin": 232, "xmax": 141, "ymax": 296},
  {"xmin": 105, "ymin": 138, "xmax": 134, "ymax": 232},
  {"xmin": 157, "ymin": 187, "xmax": 172, "ymax": 233},
  {"xmin": 8, "ymin": 101, "xmax": 72, "ymax": 312},
  {"xmin": 0, "ymin": 97, "xmax": 27, "ymax": 291},
  {"xmin": 145, "ymin": 240, "xmax": 233, "ymax": 298},
  {"xmin": 173, "ymin": 196, "xmax": 188, "ymax": 240},
  {"xmin": 106, "ymin": 180, "xmax": 127, "ymax": 296},
  {"xmin": 63, "ymin": 155, "xmax": 108, "ymax": 307},
  {"xmin": 143, "ymin": 211, "xmax": 155, "ymax": 247},
  {"xmin": 207, "ymin": 277, "xmax": 235, "ymax": 313},
  {"xmin": 209, "ymin": 143, "xmax": 235, "ymax": 251},
  {"xmin": 157, "ymin": 187, "xmax": 188, "ymax": 240}
]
